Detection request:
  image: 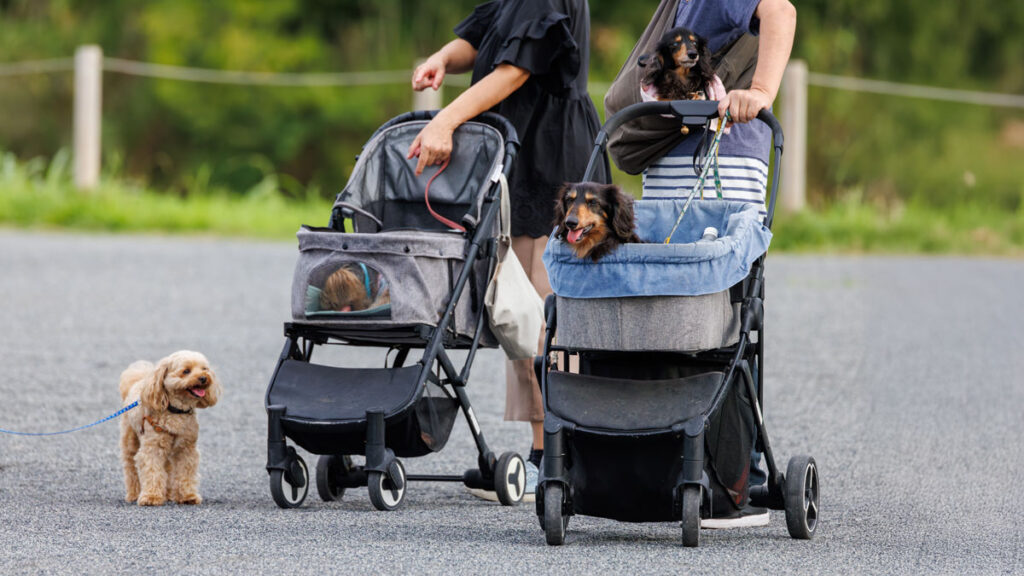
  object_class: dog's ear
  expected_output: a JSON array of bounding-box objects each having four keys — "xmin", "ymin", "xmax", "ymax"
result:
[
  {"xmin": 696, "ymin": 35, "xmax": 715, "ymax": 82},
  {"xmin": 140, "ymin": 358, "xmax": 170, "ymax": 412},
  {"xmin": 552, "ymin": 184, "xmax": 571, "ymax": 238},
  {"xmin": 606, "ymin": 185, "xmax": 636, "ymax": 240}
]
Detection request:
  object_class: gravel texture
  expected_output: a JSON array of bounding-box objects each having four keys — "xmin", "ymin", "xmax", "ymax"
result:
[{"xmin": 0, "ymin": 230, "xmax": 1021, "ymax": 575}]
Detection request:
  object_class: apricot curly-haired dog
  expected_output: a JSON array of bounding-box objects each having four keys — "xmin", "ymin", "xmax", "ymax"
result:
[
  {"xmin": 119, "ymin": 351, "xmax": 221, "ymax": 506},
  {"xmin": 554, "ymin": 182, "xmax": 641, "ymax": 262}
]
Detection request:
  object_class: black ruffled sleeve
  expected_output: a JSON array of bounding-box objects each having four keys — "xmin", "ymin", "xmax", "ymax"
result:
[
  {"xmin": 492, "ymin": 9, "xmax": 580, "ymax": 90},
  {"xmin": 454, "ymin": 1, "xmax": 501, "ymax": 49}
]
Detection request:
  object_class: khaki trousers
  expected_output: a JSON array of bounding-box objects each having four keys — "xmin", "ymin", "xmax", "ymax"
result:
[{"xmin": 504, "ymin": 235, "xmax": 549, "ymax": 422}]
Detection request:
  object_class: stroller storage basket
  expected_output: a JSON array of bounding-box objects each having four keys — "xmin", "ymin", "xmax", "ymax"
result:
[{"xmin": 544, "ymin": 199, "xmax": 769, "ymax": 352}]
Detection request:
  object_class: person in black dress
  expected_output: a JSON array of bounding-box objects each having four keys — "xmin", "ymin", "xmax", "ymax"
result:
[{"xmin": 409, "ymin": 0, "xmax": 608, "ymax": 502}]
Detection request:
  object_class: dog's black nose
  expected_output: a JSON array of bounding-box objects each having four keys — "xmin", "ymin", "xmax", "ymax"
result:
[
  {"xmin": 565, "ymin": 216, "xmax": 579, "ymax": 230},
  {"xmin": 198, "ymin": 375, "xmax": 208, "ymax": 385},
  {"xmin": 687, "ymin": 50, "xmax": 698, "ymax": 60}
]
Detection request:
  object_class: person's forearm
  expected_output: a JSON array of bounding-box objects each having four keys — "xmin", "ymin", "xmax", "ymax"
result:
[
  {"xmin": 436, "ymin": 39, "xmax": 478, "ymax": 75},
  {"xmin": 750, "ymin": 0, "xmax": 796, "ymax": 102},
  {"xmin": 433, "ymin": 64, "xmax": 530, "ymax": 129}
]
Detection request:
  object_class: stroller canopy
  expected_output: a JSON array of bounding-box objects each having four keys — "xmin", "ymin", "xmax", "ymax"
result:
[
  {"xmin": 335, "ymin": 119, "xmax": 506, "ymax": 233},
  {"xmin": 544, "ymin": 199, "xmax": 772, "ymax": 298}
]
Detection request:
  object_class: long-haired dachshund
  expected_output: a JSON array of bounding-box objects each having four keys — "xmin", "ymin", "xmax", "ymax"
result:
[
  {"xmin": 553, "ymin": 182, "xmax": 640, "ymax": 262},
  {"xmin": 638, "ymin": 27, "xmax": 715, "ymax": 101}
]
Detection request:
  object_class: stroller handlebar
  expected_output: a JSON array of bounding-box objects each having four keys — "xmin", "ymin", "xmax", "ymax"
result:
[
  {"xmin": 372, "ymin": 109, "xmax": 520, "ymax": 180},
  {"xmin": 582, "ymin": 100, "xmax": 785, "ymax": 230}
]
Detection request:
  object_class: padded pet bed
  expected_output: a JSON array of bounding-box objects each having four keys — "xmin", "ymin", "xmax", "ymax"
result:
[{"xmin": 543, "ymin": 199, "xmax": 771, "ymax": 352}]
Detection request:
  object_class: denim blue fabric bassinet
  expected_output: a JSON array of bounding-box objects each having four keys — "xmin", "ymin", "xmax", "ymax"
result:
[{"xmin": 543, "ymin": 199, "xmax": 771, "ymax": 352}]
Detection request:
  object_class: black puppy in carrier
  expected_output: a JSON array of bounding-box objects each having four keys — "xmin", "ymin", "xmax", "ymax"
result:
[
  {"xmin": 535, "ymin": 101, "xmax": 820, "ymax": 546},
  {"xmin": 265, "ymin": 111, "xmax": 528, "ymax": 510}
]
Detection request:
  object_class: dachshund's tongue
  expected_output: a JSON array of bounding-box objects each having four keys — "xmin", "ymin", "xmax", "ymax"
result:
[
  {"xmin": 190, "ymin": 388, "xmax": 206, "ymax": 398},
  {"xmin": 567, "ymin": 228, "xmax": 583, "ymax": 244}
]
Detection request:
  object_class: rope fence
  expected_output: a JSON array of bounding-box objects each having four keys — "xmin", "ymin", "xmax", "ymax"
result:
[{"xmin": 2, "ymin": 47, "xmax": 1022, "ymax": 203}]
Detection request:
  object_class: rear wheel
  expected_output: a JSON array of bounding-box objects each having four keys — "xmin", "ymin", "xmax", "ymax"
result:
[
  {"xmin": 315, "ymin": 455, "xmax": 352, "ymax": 502},
  {"xmin": 785, "ymin": 455, "xmax": 819, "ymax": 539},
  {"xmin": 494, "ymin": 452, "xmax": 526, "ymax": 506},
  {"xmin": 368, "ymin": 458, "xmax": 406, "ymax": 511},
  {"xmin": 270, "ymin": 454, "xmax": 308, "ymax": 509},
  {"xmin": 543, "ymin": 483, "xmax": 568, "ymax": 545},
  {"xmin": 680, "ymin": 485, "xmax": 701, "ymax": 547}
]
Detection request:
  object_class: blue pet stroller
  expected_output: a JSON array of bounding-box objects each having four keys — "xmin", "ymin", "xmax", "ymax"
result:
[
  {"xmin": 264, "ymin": 111, "xmax": 529, "ymax": 510},
  {"xmin": 535, "ymin": 101, "xmax": 820, "ymax": 546}
]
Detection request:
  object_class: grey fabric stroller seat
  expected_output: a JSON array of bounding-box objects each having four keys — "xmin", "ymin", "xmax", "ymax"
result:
[{"xmin": 265, "ymin": 111, "xmax": 529, "ymax": 511}]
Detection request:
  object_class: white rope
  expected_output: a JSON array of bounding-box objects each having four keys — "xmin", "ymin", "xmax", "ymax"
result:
[
  {"xmin": 101, "ymin": 57, "xmax": 413, "ymax": 86},
  {"xmin": 0, "ymin": 58, "xmax": 74, "ymax": 77},
  {"xmin": 808, "ymin": 72, "xmax": 1024, "ymax": 109},
  {"xmin": 3, "ymin": 55, "xmax": 1022, "ymax": 109}
]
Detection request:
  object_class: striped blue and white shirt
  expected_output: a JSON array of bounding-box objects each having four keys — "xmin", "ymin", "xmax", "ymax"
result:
[{"xmin": 642, "ymin": 151, "xmax": 769, "ymax": 220}]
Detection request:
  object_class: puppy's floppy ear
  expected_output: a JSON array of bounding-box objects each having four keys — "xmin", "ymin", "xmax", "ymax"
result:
[
  {"xmin": 552, "ymin": 184, "xmax": 571, "ymax": 238},
  {"xmin": 606, "ymin": 185, "xmax": 636, "ymax": 240},
  {"xmin": 140, "ymin": 358, "xmax": 170, "ymax": 412},
  {"xmin": 696, "ymin": 35, "xmax": 715, "ymax": 82}
]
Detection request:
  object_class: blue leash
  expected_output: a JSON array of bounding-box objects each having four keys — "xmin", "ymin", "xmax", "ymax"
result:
[{"xmin": 0, "ymin": 401, "xmax": 138, "ymax": 436}]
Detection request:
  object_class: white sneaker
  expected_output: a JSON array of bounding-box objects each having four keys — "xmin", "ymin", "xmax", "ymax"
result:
[
  {"xmin": 701, "ymin": 506, "xmax": 770, "ymax": 529},
  {"xmin": 522, "ymin": 461, "xmax": 538, "ymax": 504}
]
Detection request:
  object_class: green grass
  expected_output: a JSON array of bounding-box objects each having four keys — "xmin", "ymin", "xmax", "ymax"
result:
[
  {"xmin": 773, "ymin": 194, "xmax": 1024, "ymax": 256},
  {"xmin": 2, "ymin": 150, "xmax": 1023, "ymax": 255},
  {"xmin": 0, "ymin": 150, "xmax": 333, "ymax": 239}
]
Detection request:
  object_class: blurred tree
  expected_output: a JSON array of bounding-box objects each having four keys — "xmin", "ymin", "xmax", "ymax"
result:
[{"xmin": 0, "ymin": 0, "xmax": 1022, "ymax": 206}]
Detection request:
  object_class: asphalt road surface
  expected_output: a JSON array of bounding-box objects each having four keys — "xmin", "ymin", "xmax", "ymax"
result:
[{"xmin": 0, "ymin": 230, "xmax": 1021, "ymax": 575}]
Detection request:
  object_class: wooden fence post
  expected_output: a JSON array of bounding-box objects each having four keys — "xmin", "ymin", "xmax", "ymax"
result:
[
  {"xmin": 73, "ymin": 45, "xmax": 103, "ymax": 190},
  {"xmin": 780, "ymin": 59, "xmax": 807, "ymax": 212},
  {"xmin": 412, "ymin": 59, "xmax": 442, "ymax": 111}
]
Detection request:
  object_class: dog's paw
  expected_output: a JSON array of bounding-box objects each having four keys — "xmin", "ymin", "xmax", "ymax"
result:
[
  {"xmin": 137, "ymin": 493, "xmax": 167, "ymax": 506},
  {"xmin": 124, "ymin": 494, "xmax": 138, "ymax": 503},
  {"xmin": 176, "ymin": 493, "xmax": 202, "ymax": 506}
]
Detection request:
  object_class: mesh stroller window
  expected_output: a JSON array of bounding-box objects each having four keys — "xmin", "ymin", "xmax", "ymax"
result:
[{"xmin": 305, "ymin": 262, "xmax": 391, "ymax": 318}]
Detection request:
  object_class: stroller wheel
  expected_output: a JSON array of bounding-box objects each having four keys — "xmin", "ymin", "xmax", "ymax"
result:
[
  {"xmin": 316, "ymin": 455, "xmax": 352, "ymax": 502},
  {"xmin": 680, "ymin": 485, "xmax": 701, "ymax": 548},
  {"xmin": 494, "ymin": 452, "xmax": 526, "ymax": 506},
  {"xmin": 785, "ymin": 455, "xmax": 819, "ymax": 540},
  {"xmin": 270, "ymin": 454, "xmax": 309, "ymax": 509},
  {"xmin": 543, "ymin": 483, "xmax": 568, "ymax": 546},
  {"xmin": 368, "ymin": 458, "xmax": 406, "ymax": 511}
]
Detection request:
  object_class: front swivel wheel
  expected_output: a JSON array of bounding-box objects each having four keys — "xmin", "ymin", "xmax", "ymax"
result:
[
  {"xmin": 368, "ymin": 458, "xmax": 406, "ymax": 511},
  {"xmin": 680, "ymin": 484, "xmax": 701, "ymax": 547},
  {"xmin": 543, "ymin": 483, "xmax": 569, "ymax": 545},
  {"xmin": 270, "ymin": 453, "xmax": 308, "ymax": 509}
]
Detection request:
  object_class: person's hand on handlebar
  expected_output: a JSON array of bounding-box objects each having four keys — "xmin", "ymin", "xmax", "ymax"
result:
[{"xmin": 717, "ymin": 87, "xmax": 773, "ymax": 124}]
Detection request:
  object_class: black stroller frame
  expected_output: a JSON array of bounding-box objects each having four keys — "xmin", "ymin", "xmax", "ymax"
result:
[
  {"xmin": 266, "ymin": 111, "xmax": 529, "ymax": 510},
  {"xmin": 535, "ymin": 101, "xmax": 820, "ymax": 546}
]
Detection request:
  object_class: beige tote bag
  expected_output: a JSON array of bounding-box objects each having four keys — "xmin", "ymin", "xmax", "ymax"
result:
[{"xmin": 484, "ymin": 174, "xmax": 544, "ymax": 360}]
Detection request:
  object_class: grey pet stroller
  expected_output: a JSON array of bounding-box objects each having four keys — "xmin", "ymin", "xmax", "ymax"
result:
[
  {"xmin": 535, "ymin": 101, "xmax": 820, "ymax": 546},
  {"xmin": 265, "ymin": 111, "xmax": 528, "ymax": 510}
]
